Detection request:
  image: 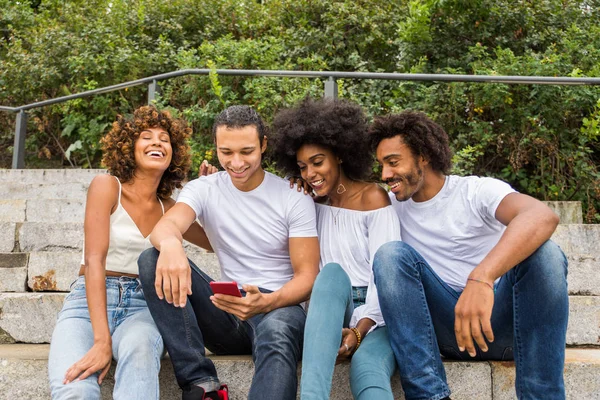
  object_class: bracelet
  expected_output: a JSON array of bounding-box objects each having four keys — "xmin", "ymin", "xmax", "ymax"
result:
[
  {"xmin": 350, "ymin": 327, "xmax": 362, "ymax": 351},
  {"xmin": 467, "ymin": 278, "xmax": 495, "ymax": 292}
]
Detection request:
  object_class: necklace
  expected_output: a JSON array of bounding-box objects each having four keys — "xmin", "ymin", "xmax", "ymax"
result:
[{"xmin": 331, "ymin": 181, "xmax": 354, "ymax": 225}]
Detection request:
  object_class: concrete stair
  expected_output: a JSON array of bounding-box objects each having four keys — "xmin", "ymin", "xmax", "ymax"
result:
[{"xmin": 0, "ymin": 169, "xmax": 598, "ymax": 399}]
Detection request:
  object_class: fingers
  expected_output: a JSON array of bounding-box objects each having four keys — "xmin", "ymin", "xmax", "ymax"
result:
[
  {"xmin": 64, "ymin": 363, "xmax": 84, "ymax": 384},
  {"xmin": 469, "ymin": 317, "xmax": 488, "ymax": 354},
  {"xmin": 455, "ymin": 316, "xmax": 476, "ymax": 357},
  {"xmin": 154, "ymin": 272, "xmax": 164, "ymax": 300},
  {"xmin": 211, "ymin": 296, "xmax": 248, "ymax": 320},
  {"xmin": 455, "ymin": 315, "xmax": 493, "ymax": 357},
  {"xmin": 242, "ymin": 284, "xmax": 260, "ymax": 294},
  {"xmin": 199, "ymin": 160, "xmax": 218, "ymax": 177},
  {"xmin": 98, "ymin": 363, "xmax": 111, "ymax": 385},
  {"xmin": 177, "ymin": 268, "xmax": 189, "ymax": 307},
  {"xmin": 481, "ymin": 318, "xmax": 495, "ymax": 344},
  {"xmin": 187, "ymin": 266, "xmax": 193, "ymax": 295},
  {"xmin": 162, "ymin": 273, "xmax": 173, "ymax": 304}
]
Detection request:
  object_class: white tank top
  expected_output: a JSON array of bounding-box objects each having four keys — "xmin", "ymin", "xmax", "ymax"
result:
[{"xmin": 80, "ymin": 176, "xmax": 164, "ymax": 275}]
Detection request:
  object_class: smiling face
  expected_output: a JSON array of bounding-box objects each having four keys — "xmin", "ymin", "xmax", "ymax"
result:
[
  {"xmin": 215, "ymin": 124, "xmax": 267, "ymax": 191},
  {"xmin": 296, "ymin": 144, "xmax": 342, "ymax": 197},
  {"xmin": 134, "ymin": 127, "xmax": 172, "ymax": 172},
  {"xmin": 376, "ymin": 135, "xmax": 425, "ymax": 202}
]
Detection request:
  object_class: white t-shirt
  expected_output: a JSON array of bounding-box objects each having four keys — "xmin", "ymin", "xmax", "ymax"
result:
[
  {"xmin": 316, "ymin": 204, "xmax": 401, "ymax": 328},
  {"xmin": 390, "ymin": 175, "xmax": 515, "ymax": 292},
  {"xmin": 177, "ymin": 171, "xmax": 318, "ymax": 291}
]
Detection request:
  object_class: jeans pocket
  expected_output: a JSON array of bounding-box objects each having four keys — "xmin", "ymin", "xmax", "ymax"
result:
[{"xmin": 65, "ymin": 283, "xmax": 87, "ymax": 301}]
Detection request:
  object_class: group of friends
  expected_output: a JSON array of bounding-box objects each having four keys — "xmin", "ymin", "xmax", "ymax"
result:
[{"xmin": 47, "ymin": 98, "xmax": 569, "ymax": 400}]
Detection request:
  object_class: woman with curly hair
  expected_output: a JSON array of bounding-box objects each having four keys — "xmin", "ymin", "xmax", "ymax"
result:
[
  {"xmin": 270, "ymin": 98, "xmax": 401, "ymax": 399},
  {"xmin": 48, "ymin": 105, "xmax": 208, "ymax": 400}
]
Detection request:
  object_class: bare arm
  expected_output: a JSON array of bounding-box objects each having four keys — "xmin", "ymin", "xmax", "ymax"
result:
[
  {"xmin": 455, "ymin": 193, "xmax": 559, "ymax": 356},
  {"xmin": 64, "ymin": 175, "xmax": 117, "ymax": 384},
  {"xmin": 163, "ymin": 198, "xmax": 213, "ymax": 251},
  {"xmin": 211, "ymin": 236, "xmax": 320, "ymax": 320},
  {"xmin": 470, "ymin": 192, "xmax": 559, "ymax": 283},
  {"xmin": 149, "ymin": 202, "xmax": 198, "ymax": 308}
]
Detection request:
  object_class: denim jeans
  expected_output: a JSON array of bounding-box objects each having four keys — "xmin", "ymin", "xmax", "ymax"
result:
[
  {"xmin": 373, "ymin": 240, "xmax": 569, "ymax": 400},
  {"xmin": 301, "ymin": 263, "xmax": 396, "ymax": 400},
  {"xmin": 138, "ymin": 248, "xmax": 306, "ymax": 400},
  {"xmin": 48, "ymin": 276, "xmax": 164, "ymax": 400}
]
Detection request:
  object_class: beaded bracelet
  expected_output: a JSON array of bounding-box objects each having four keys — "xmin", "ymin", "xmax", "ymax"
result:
[
  {"xmin": 350, "ymin": 327, "xmax": 362, "ymax": 351},
  {"xmin": 467, "ymin": 278, "xmax": 495, "ymax": 292}
]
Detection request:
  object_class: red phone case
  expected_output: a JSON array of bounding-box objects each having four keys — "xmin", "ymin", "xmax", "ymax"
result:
[{"xmin": 210, "ymin": 281, "xmax": 242, "ymax": 297}]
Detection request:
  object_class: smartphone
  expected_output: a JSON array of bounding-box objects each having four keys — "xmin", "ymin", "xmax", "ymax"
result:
[{"xmin": 210, "ymin": 281, "xmax": 242, "ymax": 297}]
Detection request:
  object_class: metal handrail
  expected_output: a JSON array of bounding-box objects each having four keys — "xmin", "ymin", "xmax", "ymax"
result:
[{"xmin": 2, "ymin": 68, "xmax": 600, "ymax": 168}]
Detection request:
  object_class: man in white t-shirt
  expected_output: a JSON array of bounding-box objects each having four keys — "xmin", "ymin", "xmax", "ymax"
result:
[
  {"xmin": 138, "ymin": 106, "xmax": 320, "ymax": 400},
  {"xmin": 369, "ymin": 111, "xmax": 568, "ymax": 400}
]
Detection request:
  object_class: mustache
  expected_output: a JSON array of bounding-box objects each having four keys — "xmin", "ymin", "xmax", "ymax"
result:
[{"xmin": 385, "ymin": 177, "xmax": 402, "ymax": 185}]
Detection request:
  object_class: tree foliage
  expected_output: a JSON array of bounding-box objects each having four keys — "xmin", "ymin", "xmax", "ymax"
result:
[{"xmin": 1, "ymin": 0, "xmax": 599, "ymax": 221}]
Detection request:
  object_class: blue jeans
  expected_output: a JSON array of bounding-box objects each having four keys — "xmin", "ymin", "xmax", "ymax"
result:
[
  {"xmin": 138, "ymin": 248, "xmax": 306, "ymax": 400},
  {"xmin": 301, "ymin": 263, "xmax": 396, "ymax": 400},
  {"xmin": 48, "ymin": 276, "xmax": 164, "ymax": 400},
  {"xmin": 373, "ymin": 240, "xmax": 569, "ymax": 400}
]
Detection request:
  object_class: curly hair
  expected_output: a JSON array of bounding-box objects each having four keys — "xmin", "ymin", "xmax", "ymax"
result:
[
  {"xmin": 100, "ymin": 105, "xmax": 191, "ymax": 199},
  {"xmin": 369, "ymin": 111, "xmax": 452, "ymax": 174},
  {"xmin": 270, "ymin": 98, "xmax": 372, "ymax": 181}
]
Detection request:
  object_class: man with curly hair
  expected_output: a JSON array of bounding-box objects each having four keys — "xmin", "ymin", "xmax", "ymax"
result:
[
  {"xmin": 138, "ymin": 105, "xmax": 320, "ymax": 400},
  {"xmin": 369, "ymin": 111, "xmax": 568, "ymax": 400}
]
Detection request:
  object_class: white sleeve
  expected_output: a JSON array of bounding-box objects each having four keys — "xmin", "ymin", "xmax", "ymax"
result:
[
  {"xmin": 176, "ymin": 178, "xmax": 209, "ymax": 222},
  {"xmin": 474, "ymin": 177, "xmax": 516, "ymax": 224},
  {"xmin": 287, "ymin": 191, "xmax": 318, "ymax": 238},
  {"xmin": 350, "ymin": 206, "xmax": 402, "ymax": 331}
]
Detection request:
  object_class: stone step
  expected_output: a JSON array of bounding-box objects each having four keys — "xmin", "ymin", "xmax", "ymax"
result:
[
  {"xmin": 0, "ymin": 199, "xmax": 85, "ymax": 223},
  {"xmin": 0, "ymin": 169, "xmax": 104, "ymax": 184},
  {"xmin": 542, "ymin": 201, "xmax": 583, "ymax": 224},
  {"xmin": 0, "ymin": 292, "xmax": 598, "ymax": 346},
  {"xmin": 2, "ymin": 182, "xmax": 89, "ymax": 201},
  {"xmin": 0, "ymin": 249, "xmax": 595, "ymax": 295},
  {"xmin": 15, "ymin": 221, "xmax": 599, "ymax": 253},
  {"xmin": 552, "ymin": 224, "xmax": 600, "ymax": 257},
  {"xmin": 0, "ymin": 344, "xmax": 598, "ymax": 399}
]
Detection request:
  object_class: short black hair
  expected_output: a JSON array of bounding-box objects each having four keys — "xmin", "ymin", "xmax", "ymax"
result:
[
  {"xmin": 212, "ymin": 105, "xmax": 267, "ymax": 141},
  {"xmin": 369, "ymin": 111, "xmax": 452, "ymax": 174},
  {"xmin": 270, "ymin": 97, "xmax": 372, "ymax": 181}
]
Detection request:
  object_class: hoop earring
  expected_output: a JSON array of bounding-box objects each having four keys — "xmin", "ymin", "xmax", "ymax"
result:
[{"xmin": 336, "ymin": 183, "xmax": 347, "ymax": 195}]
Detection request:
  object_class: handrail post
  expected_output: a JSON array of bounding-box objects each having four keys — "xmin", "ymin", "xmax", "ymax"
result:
[
  {"xmin": 324, "ymin": 77, "xmax": 338, "ymax": 98},
  {"xmin": 12, "ymin": 110, "xmax": 28, "ymax": 169},
  {"xmin": 148, "ymin": 79, "xmax": 160, "ymax": 105}
]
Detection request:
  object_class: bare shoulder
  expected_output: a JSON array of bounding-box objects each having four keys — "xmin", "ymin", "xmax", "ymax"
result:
[
  {"xmin": 359, "ymin": 182, "xmax": 391, "ymax": 211},
  {"xmin": 88, "ymin": 174, "xmax": 119, "ymax": 198},
  {"xmin": 86, "ymin": 174, "xmax": 119, "ymax": 212}
]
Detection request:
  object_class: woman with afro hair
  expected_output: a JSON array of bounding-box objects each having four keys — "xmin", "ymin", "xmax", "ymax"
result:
[
  {"xmin": 270, "ymin": 98, "xmax": 401, "ymax": 399},
  {"xmin": 48, "ymin": 105, "xmax": 210, "ymax": 400}
]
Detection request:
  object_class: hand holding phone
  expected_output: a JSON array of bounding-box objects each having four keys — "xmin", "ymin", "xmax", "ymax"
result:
[{"xmin": 210, "ymin": 281, "xmax": 242, "ymax": 297}]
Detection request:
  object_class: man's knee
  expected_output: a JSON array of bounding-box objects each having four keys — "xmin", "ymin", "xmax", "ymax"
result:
[
  {"xmin": 373, "ymin": 241, "xmax": 418, "ymax": 289},
  {"xmin": 521, "ymin": 240, "xmax": 568, "ymax": 280},
  {"xmin": 138, "ymin": 248, "xmax": 159, "ymax": 284}
]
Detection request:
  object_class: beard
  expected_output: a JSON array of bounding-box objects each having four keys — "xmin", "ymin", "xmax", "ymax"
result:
[{"xmin": 390, "ymin": 165, "xmax": 423, "ymax": 202}]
